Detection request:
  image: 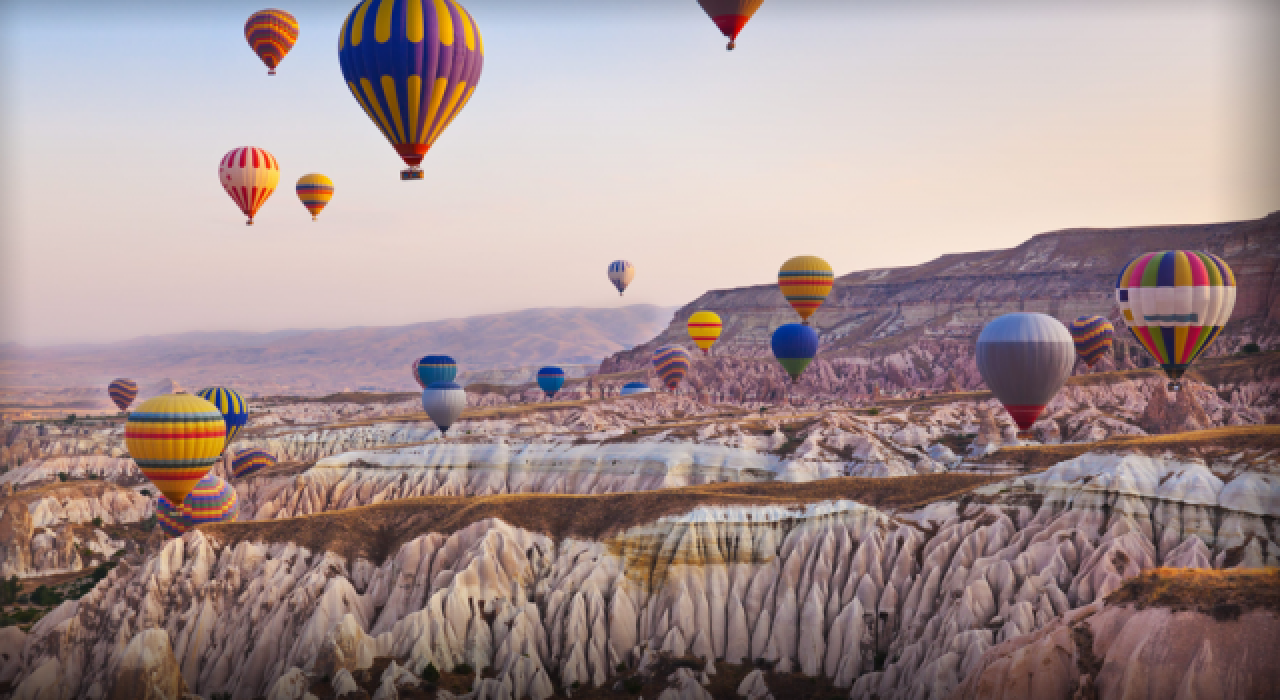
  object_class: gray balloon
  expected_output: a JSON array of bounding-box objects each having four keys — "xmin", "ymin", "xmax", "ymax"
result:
[
  {"xmin": 421, "ymin": 382, "xmax": 467, "ymax": 434},
  {"xmin": 975, "ymin": 313, "xmax": 1075, "ymax": 430}
]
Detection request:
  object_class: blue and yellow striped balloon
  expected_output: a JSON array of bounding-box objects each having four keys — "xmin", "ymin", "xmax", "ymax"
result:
[
  {"xmin": 196, "ymin": 387, "xmax": 248, "ymax": 449},
  {"xmin": 1067, "ymin": 316, "xmax": 1115, "ymax": 368},
  {"xmin": 184, "ymin": 474, "xmax": 239, "ymax": 526},
  {"xmin": 652, "ymin": 345, "xmax": 692, "ymax": 391},
  {"xmin": 108, "ymin": 378, "xmax": 138, "ymax": 412},
  {"xmin": 125, "ymin": 394, "xmax": 226, "ymax": 508},
  {"xmin": 231, "ymin": 448, "xmax": 276, "ymax": 480},
  {"xmin": 338, "ymin": 0, "xmax": 485, "ymax": 179},
  {"xmin": 156, "ymin": 495, "xmax": 188, "ymax": 538}
]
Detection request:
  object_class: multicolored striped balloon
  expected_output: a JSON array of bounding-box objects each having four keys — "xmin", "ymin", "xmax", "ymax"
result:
[
  {"xmin": 697, "ymin": 0, "xmax": 765, "ymax": 50},
  {"xmin": 108, "ymin": 378, "xmax": 138, "ymax": 412},
  {"xmin": 338, "ymin": 0, "xmax": 485, "ymax": 179},
  {"xmin": 244, "ymin": 9, "xmax": 299, "ymax": 76},
  {"xmin": 1068, "ymin": 316, "xmax": 1115, "ymax": 368},
  {"xmin": 183, "ymin": 474, "xmax": 239, "ymax": 526},
  {"xmin": 1116, "ymin": 251, "xmax": 1236, "ymax": 386},
  {"xmin": 231, "ymin": 448, "xmax": 276, "ymax": 480},
  {"xmin": 771, "ymin": 323, "xmax": 819, "ymax": 383},
  {"xmin": 219, "ymin": 147, "xmax": 281, "ymax": 225},
  {"xmin": 413, "ymin": 355, "xmax": 457, "ymax": 389},
  {"xmin": 195, "ymin": 387, "xmax": 248, "ymax": 449},
  {"xmin": 155, "ymin": 495, "xmax": 188, "ymax": 538},
  {"xmin": 687, "ymin": 311, "xmax": 722, "ymax": 354},
  {"xmin": 296, "ymin": 174, "xmax": 335, "ymax": 221},
  {"xmin": 536, "ymin": 367, "xmax": 566, "ymax": 399},
  {"xmin": 125, "ymin": 394, "xmax": 225, "ymax": 508},
  {"xmin": 608, "ymin": 260, "xmax": 635, "ymax": 296},
  {"xmin": 652, "ymin": 345, "xmax": 692, "ymax": 391},
  {"xmin": 778, "ymin": 256, "xmax": 833, "ymax": 324}
]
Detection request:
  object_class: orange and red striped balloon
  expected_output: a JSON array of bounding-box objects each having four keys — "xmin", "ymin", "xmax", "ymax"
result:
[{"xmin": 245, "ymin": 9, "xmax": 299, "ymax": 76}]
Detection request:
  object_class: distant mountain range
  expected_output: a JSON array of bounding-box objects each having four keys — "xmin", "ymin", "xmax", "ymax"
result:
[{"xmin": 1, "ymin": 305, "xmax": 676, "ymax": 397}]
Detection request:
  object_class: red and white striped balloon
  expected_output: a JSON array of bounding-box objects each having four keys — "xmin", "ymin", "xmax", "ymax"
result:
[{"xmin": 218, "ymin": 147, "xmax": 281, "ymax": 225}]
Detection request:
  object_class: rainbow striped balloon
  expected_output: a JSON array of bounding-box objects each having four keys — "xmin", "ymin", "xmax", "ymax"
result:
[
  {"xmin": 687, "ymin": 311, "xmax": 722, "ymax": 354},
  {"xmin": 1068, "ymin": 316, "xmax": 1115, "ymax": 368},
  {"xmin": 125, "ymin": 394, "xmax": 225, "ymax": 508},
  {"xmin": 1115, "ymin": 251, "xmax": 1236, "ymax": 385},
  {"xmin": 652, "ymin": 345, "xmax": 692, "ymax": 391},
  {"xmin": 231, "ymin": 448, "xmax": 276, "ymax": 480},
  {"xmin": 108, "ymin": 378, "xmax": 138, "ymax": 412},
  {"xmin": 196, "ymin": 387, "xmax": 249, "ymax": 449},
  {"xmin": 219, "ymin": 147, "xmax": 281, "ymax": 225},
  {"xmin": 184, "ymin": 474, "xmax": 239, "ymax": 526},
  {"xmin": 245, "ymin": 9, "xmax": 299, "ymax": 75},
  {"xmin": 155, "ymin": 495, "xmax": 188, "ymax": 537},
  {"xmin": 778, "ymin": 256, "xmax": 834, "ymax": 324},
  {"xmin": 296, "ymin": 174, "xmax": 335, "ymax": 221}
]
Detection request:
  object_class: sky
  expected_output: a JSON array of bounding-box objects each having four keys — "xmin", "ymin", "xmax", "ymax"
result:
[{"xmin": 1, "ymin": 0, "xmax": 1277, "ymax": 346}]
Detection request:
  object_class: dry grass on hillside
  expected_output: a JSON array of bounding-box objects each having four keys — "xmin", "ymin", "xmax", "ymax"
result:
[
  {"xmin": 971, "ymin": 425, "xmax": 1280, "ymax": 468},
  {"xmin": 202, "ymin": 474, "xmax": 1005, "ymax": 564},
  {"xmin": 1105, "ymin": 567, "xmax": 1280, "ymax": 617}
]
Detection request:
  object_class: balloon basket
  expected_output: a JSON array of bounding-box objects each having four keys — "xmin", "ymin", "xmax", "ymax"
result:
[
  {"xmin": 727, "ymin": 40, "xmax": 736, "ymax": 50},
  {"xmin": 401, "ymin": 168, "xmax": 424, "ymax": 181}
]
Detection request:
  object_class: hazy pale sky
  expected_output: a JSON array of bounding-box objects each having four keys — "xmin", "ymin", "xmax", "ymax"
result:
[{"xmin": 2, "ymin": 0, "xmax": 1276, "ymax": 345}]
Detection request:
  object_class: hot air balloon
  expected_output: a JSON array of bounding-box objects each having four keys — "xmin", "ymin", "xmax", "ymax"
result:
[
  {"xmin": 155, "ymin": 495, "xmax": 188, "ymax": 538},
  {"xmin": 652, "ymin": 345, "xmax": 692, "ymax": 391},
  {"xmin": 687, "ymin": 311, "xmax": 722, "ymax": 355},
  {"xmin": 413, "ymin": 355, "xmax": 458, "ymax": 389},
  {"xmin": 231, "ymin": 448, "xmax": 276, "ymax": 479},
  {"xmin": 125, "ymin": 394, "xmax": 225, "ymax": 508},
  {"xmin": 1068, "ymin": 316, "xmax": 1115, "ymax": 370},
  {"xmin": 620, "ymin": 382, "xmax": 650, "ymax": 396},
  {"xmin": 697, "ymin": 0, "xmax": 764, "ymax": 50},
  {"xmin": 778, "ymin": 256, "xmax": 833, "ymax": 324},
  {"xmin": 771, "ymin": 323, "xmax": 819, "ymax": 383},
  {"xmin": 219, "ymin": 147, "xmax": 281, "ymax": 225},
  {"xmin": 108, "ymin": 379, "xmax": 138, "ymax": 412},
  {"xmin": 422, "ymin": 382, "xmax": 466, "ymax": 433},
  {"xmin": 975, "ymin": 313, "xmax": 1075, "ymax": 434},
  {"xmin": 245, "ymin": 9, "xmax": 299, "ymax": 75},
  {"xmin": 338, "ymin": 0, "xmax": 485, "ymax": 180},
  {"xmin": 1116, "ymin": 251, "xmax": 1236, "ymax": 390},
  {"xmin": 296, "ymin": 174, "xmax": 334, "ymax": 221},
  {"xmin": 183, "ymin": 474, "xmax": 239, "ymax": 526},
  {"xmin": 608, "ymin": 261, "xmax": 635, "ymax": 296},
  {"xmin": 196, "ymin": 387, "xmax": 248, "ymax": 449},
  {"xmin": 537, "ymin": 367, "xmax": 566, "ymax": 399}
]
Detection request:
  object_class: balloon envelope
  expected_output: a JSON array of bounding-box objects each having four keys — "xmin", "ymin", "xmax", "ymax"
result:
[
  {"xmin": 771, "ymin": 323, "xmax": 819, "ymax": 382},
  {"xmin": 219, "ymin": 147, "xmax": 281, "ymax": 225},
  {"xmin": 537, "ymin": 367, "xmax": 566, "ymax": 398},
  {"xmin": 296, "ymin": 174, "xmax": 334, "ymax": 221},
  {"xmin": 183, "ymin": 474, "xmax": 239, "ymax": 526},
  {"xmin": 245, "ymin": 9, "xmax": 298, "ymax": 75},
  {"xmin": 338, "ymin": 0, "xmax": 485, "ymax": 177},
  {"xmin": 108, "ymin": 378, "xmax": 137, "ymax": 412},
  {"xmin": 196, "ymin": 387, "xmax": 248, "ymax": 449},
  {"xmin": 620, "ymin": 382, "xmax": 650, "ymax": 396},
  {"xmin": 697, "ymin": 0, "xmax": 764, "ymax": 49},
  {"xmin": 413, "ymin": 355, "xmax": 458, "ymax": 389},
  {"xmin": 156, "ymin": 495, "xmax": 188, "ymax": 538},
  {"xmin": 652, "ymin": 345, "xmax": 692, "ymax": 390},
  {"xmin": 1068, "ymin": 316, "xmax": 1115, "ymax": 368},
  {"xmin": 687, "ymin": 311, "xmax": 722, "ymax": 354},
  {"xmin": 231, "ymin": 448, "xmax": 276, "ymax": 479},
  {"xmin": 975, "ymin": 313, "xmax": 1075, "ymax": 431},
  {"xmin": 422, "ymin": 382, "xmax": 466, "ymax": 433},
  {"xmin": 778, "ymin": 256, "xmax": 833, "ymax": 323},
  {"xmin": 1115, "ymin": 251, "xmax": 1236, "ymax": 383},
  {"xmin": 608, "ymin": 260, "xmax": 635, "ymax": 295},
  {"xmin": 125, "ymin": 394, "xmax": 225, "ymax": 508}
]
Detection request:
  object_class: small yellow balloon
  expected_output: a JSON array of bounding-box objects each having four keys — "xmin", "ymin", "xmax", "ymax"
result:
[
  {"xmin": 296, "ymin": 174, "xmax": 334, "ymax": 221},
  {"xmin": 778, "ymin": 255, "xmax": 834, "ymax": 323},
  {"xmin": 687, "ymin": 311, "xmax": 722, "ymax": 354}
]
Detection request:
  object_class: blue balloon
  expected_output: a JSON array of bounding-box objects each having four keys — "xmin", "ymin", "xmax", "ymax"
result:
[
  {"xmin": 771, "ymin": 324, "xmax": 820, "ymax": 382},
  {"xmin": 413, "ymin": 355, "xmax": 457, "ymax": 388},
  {"xmin": 537, "ymin": 367, "xmax": 566, "ymax": 399},
  {"xmin": 620, "ymin": 381, "xmax": 650, "ymax": 396}
]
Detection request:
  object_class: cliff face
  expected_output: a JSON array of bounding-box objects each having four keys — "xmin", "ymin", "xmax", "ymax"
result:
[{"xmin": 601, "ymin": 212, "xmax": 1280, "ymax": 393}]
